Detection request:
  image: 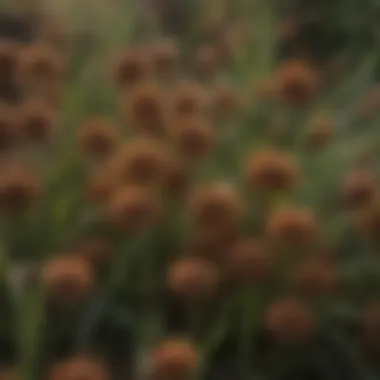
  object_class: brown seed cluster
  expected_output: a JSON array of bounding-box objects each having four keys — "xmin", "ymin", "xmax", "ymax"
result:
[
  {"xmin": 172, "ymin": 82, "xmax": 207, "ymax": 116},
  {"xmin": 245, "ymin": 149, "xmax": 300, "ymax": 192},
  {"xmin": 152, "ymin": 339, "xmax": 198, "ymax": 380}
]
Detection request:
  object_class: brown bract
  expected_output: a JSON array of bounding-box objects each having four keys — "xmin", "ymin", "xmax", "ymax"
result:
[
  {"xmin": 105, "ymin": 185, "xmax": 161, "ymax": 233},
  {"xmin": 189, "ymin": 183, "xmax": 243, "ymax": 229},
  {"xmin": 49, "ymin": 355, "xmax": 109, "ymax": 380},
  {"xmin": 290, "ymin": 259, "xmax": 337, "ymax": 298},
  {"xmin": 265, "ymin": 207, "xmax": 317, "ymax": 247},
  {"xmin": 152, "ymin": 338, "xmax": 198, "ymax": 380},
  {"xmin": 342, "ymin": 170, "xmax": 377, "ymax": 209},
  {"xmin": 276, "ymin": 59, "xmax": 318, "ymax": 107},
  {"xmin": 170, "ymin": 115, "xmax": 214, "ymax": 161},
  {"xmin": 42, "ymin": 255, "xmax": 94, "ymax": 303},
  {"xmin": 245, "ymin": 149, "xmax": 300, "ymax": 192},
  {"xmin": 167, "ymin": 257, "xmax": 219, "ymax": 302},
  {"xmin": 225, "ymin": 239, "xmax": 274, "ymax": 284},
  {"xmin": 113, "ymin": 47, "xmax": 151, "ymax": 87},
  {"xmin": 78, "ymin": 117, "xmax": 118, "ymax": 159},
  {"xmin": 0, "ymin": 163, "xmax": 42, "ymax": 215},
  {"xmin": 266, "ymin": 298, "xmax": 316, "ymax": 344},
  {"xmin": 20, "ymin": 98, "xmax": 56, "ymax": 144},
  {"xmin": 124, "ymin": 81, "xmax": 167, "ymax": 135}
]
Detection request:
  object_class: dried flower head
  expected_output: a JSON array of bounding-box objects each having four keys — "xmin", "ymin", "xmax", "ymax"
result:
[
  {"xmin": 306, "ymin": 114, "xmax": 334, "ymax": 149},
  {"xmin": 291, "ymin": 259, "xmax": 337, "ymax": 298},
  {"xmin": 0, "ymin": 163, "xmax": 42, "ymax": 215},
  {"xmin": 109, "ymin": 138, "xmax": 168, "ymax": 185},
  {"xmin": 113, "ymin": 47, "xmax": 151, "ymax": 87},
  {"xmin": 18, "ymin": 44, "xmax": 65, "ymax": 85},
  {"xmin": 167, "ymin": 257, "xmax": 219, "ymax": 302},
  {"xmin": 78, "ymin": 117, "xmax": 118, "ymax": 159},
  {"xmin": 170, "ymin": 115, "xmax": 214, "ymax": 161},
  {"xmin": 225, "ymin": 239, "xmax": 274, "ymax": 283},
  {"xmin": 266, "ymin": 298, "xmax": 316, "ymax": 344},
  {"xmin": 265, "ymin": 207, "xmax": 317, "ymax": 247},
  {"xmin": 151, "ymin": 40, "xmax": 179, "ymax": 76},
  {"xmin": 189, "ymin": 183, "xmax": 243, "ymax": 229},
  {"xmin": 20, "ymin": 98, "xmax": 56, "ymax": 143},
  {"xmin": 78, "ymin": 237, "xmax": 113, "ymax": 266},
  {"xmin": 194, "ymin": 44, "xmax": 220, "ymax": 78},
  {"xmin": 172, "ymin": 82, "xmax": 207, "ymax": 116},
  {"xmin": 0, "ymin": 39, "xmax": 19, "ymax": 83},
  {"xmin": 245, "ymin": 149, "xmax": 300, "ymax": 192},
  {"xmin": 124, "ymin": 81, "xmax": 167, "ymax": 135},
  {"xmin": 49, "ymin": 355, "xmax": 109, "ymax": 380},
  {"xmin": 0, "ymin": 103, "xmax": 19, "ymax": 149},
  {"xmin": 276, "ymin": 60, "xmax": 318, "ymax": 107},
  {"xmin": 105, "ymin": 185, "xmax": 160, "ymax": 233},
  {"xmin": 342, "ymin": 170, "xmax": 377, "ymax": 209},
  {"xmin": 42, "ymin": 255, "xmax": 94, "ymax": 302},
  {"xmin": 152, "ymin": 338, "xmax": 198, "ymax": 380}
]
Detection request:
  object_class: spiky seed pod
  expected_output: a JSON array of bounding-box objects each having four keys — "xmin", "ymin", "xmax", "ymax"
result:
[
  {"xmin": 0, "ymin": 39, "xmax": 19, "ymax": 83},
  {"xmin": 152, "ymin": 339, "xmax": 198, "ymax": 380},
  {"xmin": 276, "ymin": 59, "xmax": 318, "ymax": 107},
  {"xmin": 18, "ymin": 44, "xmax": 65, "ymax": 85},
  {"xmin": 20, "ymin": 98, "xmax": 56, "ymax": 144},
  {"xmin": 360, "ymin": 303, "xmax": 380, "ymax": 357},
  {"xmin": 113, "ymin": 47, "xmax": 151, "ymax": 87},
  {"xmin": 78, "ymin": 117, "xmax": 118, "ymax": 159},
  {"xmin": 225, "ymin": 239, "xmax": 274, "ymax": 284},
  {"xmin": 167, "ymin": 257, "xmax": 219, "ymax": 302},
  {"xmin": 172, "ymin": 82, "xmax": 207, "ymax": 116},
  {"xmin": 342, "ymin": 170, "xmax": 377, "ymax": 209},
  {"xmin": 194, "ymin": 44, "xmax": 220, "ymax": 78},
  {"xmin": 0, "ymin": 103, "xmax": 20, "ymax": 149},
  {"xmin": 170, "ymin": 115, "xmax": 214, "ymax": 161},
  {"xmin": 189, "ymin": 183, "xmax": 243, "ymax": 229},
  {"xmin": 306, "ymin": 114, "xmax": 334, "ymax": 149},
  {"xmin": 212, "ymin": 83, "xmax": 239, "ymax": 118},
  {"xmin": 265, "ymin": 207, "xmax": 317, "ymax": 247},
  {"xmin": 78, "ymin": 237, "xmax": 113, "ymax": 266},
  {"xmin": 124, "ymin": 81, "xmax": 167, "ymax": 135},
  {"xmin": 105, "ymin": 185, "xmax": 161, "ymax": 233},
  {"xmin": 49, "ymin": 355, "xmax": 109, "ymax": 380},
  {"xmin": 245, "ymin": 149, "xmax": 300, "ymax": 193},
  {"xmin": 290, "ymin": 259, "xmax": 337, "ymax": 298},
  {"xmin": 151, "ymin": 40, "xmax": 179, "ymax": 76},
  {"xmin": 266, "ymin": 298, "xmax": 316, "ymax": 344},
  {"xmin": 109, "ymin": 138, "xmax": 168, "ymax": 185},
  {"xmin": 0, "ymin": 163, "xmax": 42, "ymax": 215},
  {"xmin": 42, "ymin": 255, "xmax": 94, "ymax": 303}
]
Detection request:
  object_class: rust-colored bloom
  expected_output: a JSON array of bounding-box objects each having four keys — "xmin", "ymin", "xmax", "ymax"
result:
[
  {"xmin": 167, "ymin": 257, "xmax": 219, "ymax": 302},
  {"xmin": 49, "ymin": 355, "xmax": 109, "ymax": 380},
  {"xmin": 18, "ymin": 44, "xmax": 65, "ymax": 85},
  {"xmin": 189, "ymin": 183, "xmax": 243, "ymax": 229},
  {"xmin": 20, "ymin": 98, "xmax": 56, "ymax": 143},
  {"xmin": 276, "ymin": 59, "xmax": 318, "ymax": 107},
  {"xmin": 225, "ymin": 239, "xmax": 274, "ymax": 283},
  {"xmin": 0, "ymin": 103, "xmax": 19, "ymax": 149},
  {"xmin": 113, "ymin": 47, "xmax": 151, "ymax": 87},
  {"xmin": 151, "ymin": 40, "xmax": 179, "ymax": 76},
  {"xmin": 78, "ymin": 117, "xmax": 118, "ymax": 159},
  {"xmin": 0, "ymin": 163, "xmax": 42, "ymax": 215},
  {"xmin": 290, "ymin": 259, "xmax": 337, "ymax": 298},
  {"xmin": 152, "ymin": 338, "xmax": 198, "ymax": 380},
  {"xmin": 172, "ymin": 82, "xmax": 207, "ymax": 116},
  {"xmin": 170, "ymin": 115, "xmax": 214, "ymax": 161},
  {"xmin": 78, "ymin": 237, "xmax": 113, "ymax": 266},
  {"xmin": 108, "ymin": 138, "xmax": 168, "ymax": 185},
  {"xmin": 42, "ymin": 255, "xmax": 94, "ymax": 302},
  {"xmin": 342, "ymin": 170, "xmax": 377, "ymax": 209},
  {"xmin": 124, "ymin": 81, "xmax": 167, "ymax": 135},
  {"xmin": 266, "ymin": 298, "xmax": 316, "ymax": 344},
  {"xmin": 105, "ymin": 185, "xmax": 161, "ymax": 233},
  {"xmin": 265, "ymin": 206, "xmax": 317, "ymax": 247},
  {"xmin": 306, "ymin": 114, "xmax": 334, "ymax": 149},
  {"xmin": 245, "ymin": 149, "xmax": 300, "ymax": 192}
]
